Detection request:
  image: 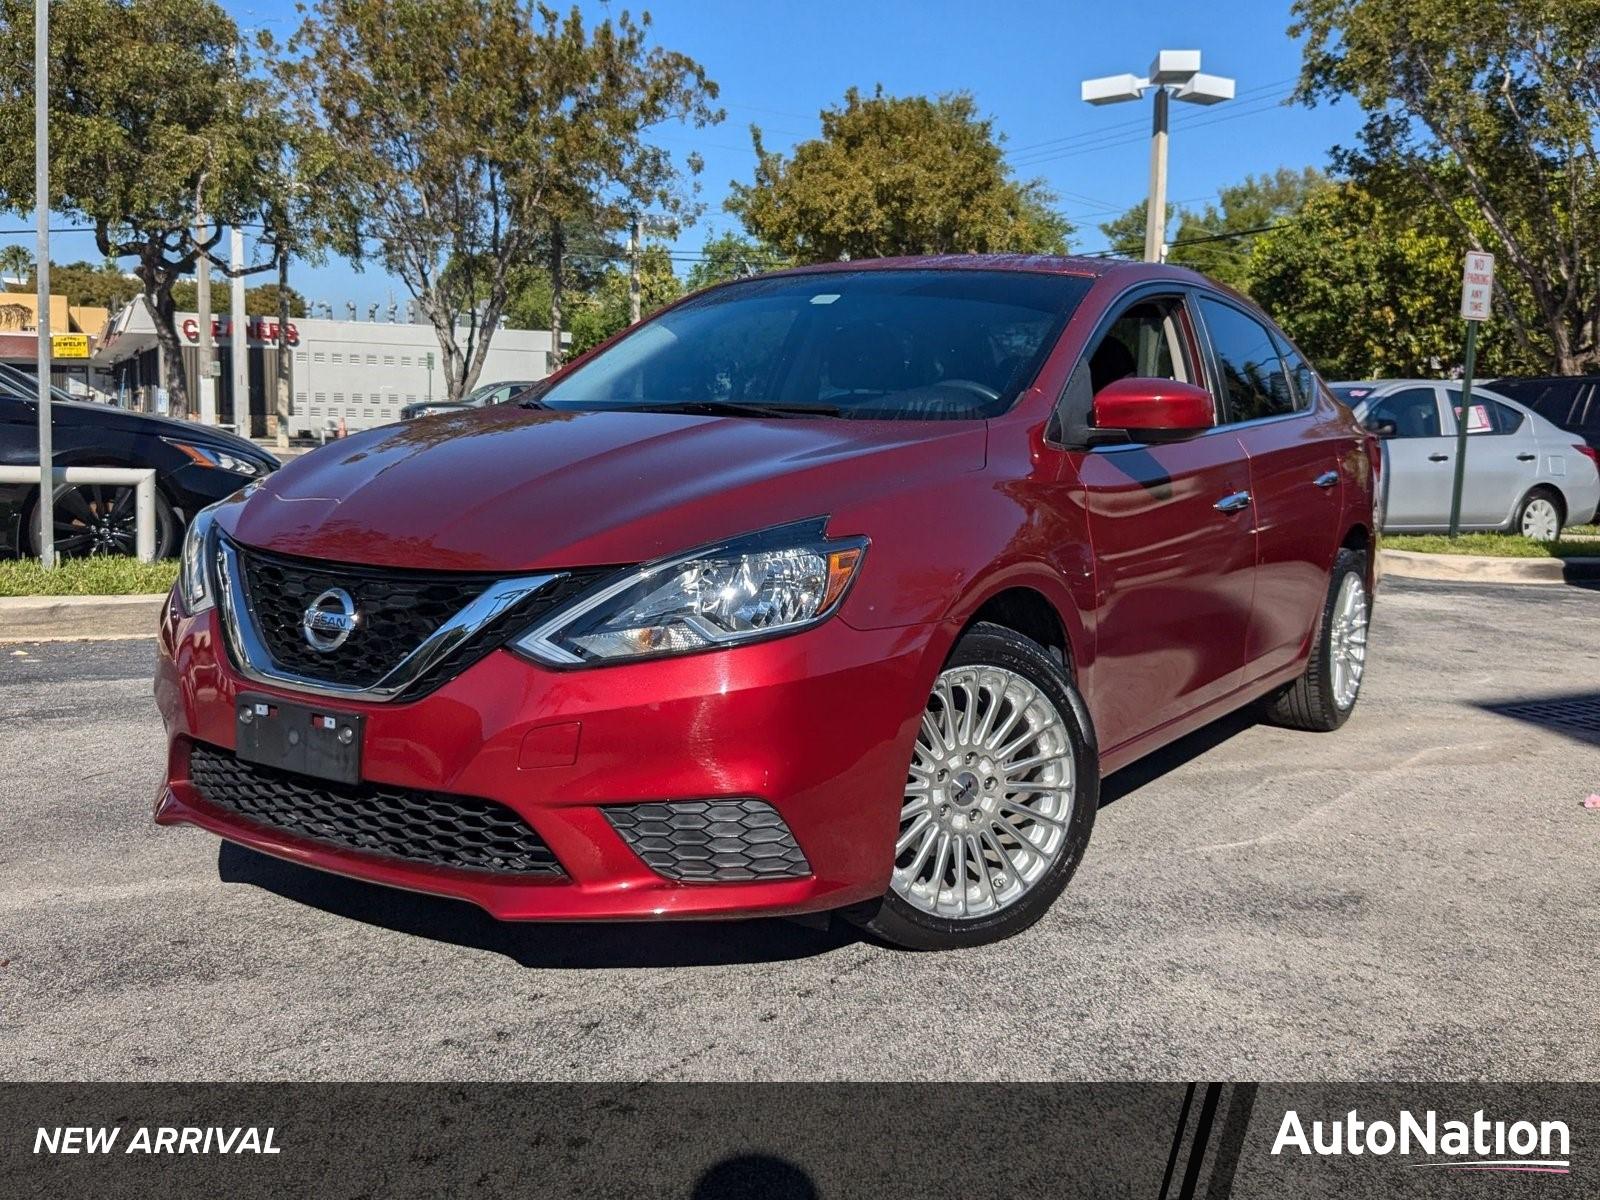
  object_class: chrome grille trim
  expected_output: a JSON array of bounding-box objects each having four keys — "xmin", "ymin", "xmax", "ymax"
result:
[{"xmin": 215, "ymin": 537, "xmax": 562, "ymax": 702}]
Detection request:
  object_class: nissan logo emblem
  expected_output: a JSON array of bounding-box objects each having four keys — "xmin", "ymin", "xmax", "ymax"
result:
[{"xmin": 301, "ymin": 587, "xmax": 359, "ymax": 652}]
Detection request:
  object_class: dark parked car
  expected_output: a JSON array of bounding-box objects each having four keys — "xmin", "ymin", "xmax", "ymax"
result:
[
  {"xmin": 155, "ymin": 257, "xmax": 1379, "ymax": 949},
  {"xmin": 398, "ymin": 379, "xmax": 538, "ymax": 421},
  {"xmin": 1487, "ymin": 375, "xmax": 1600, "ymax": 451},
  {"xmin": 0, "ymin": 363, "xmax": 279, "ymax": 558}
]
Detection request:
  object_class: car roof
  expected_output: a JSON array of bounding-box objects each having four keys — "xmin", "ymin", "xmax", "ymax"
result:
[{"xmin": 753, "ymin": 254, "xmax": 1215, "ymax": 287}]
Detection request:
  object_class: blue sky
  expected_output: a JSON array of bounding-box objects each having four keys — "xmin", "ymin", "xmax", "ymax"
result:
[{"xmin": 15, "ymin": 0, "xmax": 1367, "ymax": 311}]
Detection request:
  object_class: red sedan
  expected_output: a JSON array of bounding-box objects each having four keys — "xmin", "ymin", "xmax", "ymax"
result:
[{"xmin": 154, "ymin": 257, "xmax": 1379, "ymax": 949}]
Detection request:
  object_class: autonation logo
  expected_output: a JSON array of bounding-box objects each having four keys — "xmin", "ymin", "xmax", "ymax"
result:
[{"xmin": 1273, "ymin": 1108, "xmax": 1571, "ymax": 1174}]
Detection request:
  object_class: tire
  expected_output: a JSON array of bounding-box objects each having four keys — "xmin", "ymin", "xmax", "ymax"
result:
[
  {"xmin": 1512, "ymin": 487, "xmax": 1564, "ymax": 542},
  {"xmin": 25, "ymin": 482, "xmax": 179, "ymax": 559},
  {"xmin": 1264, "ymin": 548, "xmax": 1370, "ymax": 732},
  {"xmin": 847, "ymin": 622, "xmax": 1099, "ymax": 951}
]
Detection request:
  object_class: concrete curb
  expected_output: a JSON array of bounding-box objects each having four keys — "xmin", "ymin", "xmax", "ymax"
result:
[
  {"xmin": 1380, "ymin": 548, "xmax": 1600, "ymax": 585},
  {"xmin": 0, "ymin": 593, "xmax": 166, "ymax": 642}
]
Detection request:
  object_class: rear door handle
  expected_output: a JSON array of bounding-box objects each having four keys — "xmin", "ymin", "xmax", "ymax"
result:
[
  {"xmin": 1313, "ymin": 470, "xmax": 1338, "ymax": 488},
  {"xmin": 1214, "ymin": 491, "xmax": 1252, "ymax": 513},
  {"xmin": 1428, "ymin": 453, "xmax": 1450, "ymax": 462},
  {"xmin": 1516, "ymin": 453, "xmax": 1537, "ymax": 462}
]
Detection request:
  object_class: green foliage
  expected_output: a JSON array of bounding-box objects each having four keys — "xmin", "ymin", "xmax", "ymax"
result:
[
  {"xmin": 1171, "ymin": 167, "xmax": 1325, "ymax": 290},
  {"xmin": 1292, "ymin": 0, "xmax": 1600, "ymax": 371},
  {"xmin": 1097, "ymin": 200, "xmax": 1174, "ymax": 261},
  {"xmin": 0, "ymin": 556, "xmax": 177, "ymax": 596},
  {"xmin": 169, "ymin": 279, "xmax": 308, "ymax": 317},
  {"xmin": 727, "ymin": 87, "xmax": 1072, "ymax": 262},
  {"xmin": 565, "ymin": 244, "xmax": 683, "ymax": 355},
  {"xmin": 1385, "ymin": 534, "xmax": 1597, "ymax": 559},
  {"xmin": 4, "ymin": 260, "xmax": 142, "ymax": 310},
  {"xmin": 684, "ymin": 232, "xmax": 790, "ymax": 292},
  {"xmin": 289, "ymin": 0, "xmax": 718, "ymax": 395},
  {"xmin": 1246, "ymin": 180, "xmax": 1531, "ymax": 378},
  {"xmin": 0, "ymin": 0, "xmax": 291, "ymax": 416}
]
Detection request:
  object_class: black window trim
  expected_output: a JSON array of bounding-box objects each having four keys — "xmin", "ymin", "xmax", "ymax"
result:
[{"xmin": 1190, "ymin": 288, "xmax": 1312, "ymax": 431}]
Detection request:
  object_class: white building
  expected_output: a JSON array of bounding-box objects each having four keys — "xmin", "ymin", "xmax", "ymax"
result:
[{"xmin": 91, "ymin": 298, "xmax": 561, "ymax": 437}]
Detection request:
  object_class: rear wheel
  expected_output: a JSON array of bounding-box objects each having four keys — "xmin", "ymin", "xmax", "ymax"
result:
[
  {"xmin": 1513, "ymin": 487, "xmax": 1563, "ymax": 542},
  {"xmin": 25, "ymin": 483, "xmax": 178, "ymax": 559},
  {"xmin": 1264, "ymin": 548, "xmax": 1369, "ymax": 732},
  {"xmin": 849, "ymin": 622, "xmax": 1098, "ymax": 950}
]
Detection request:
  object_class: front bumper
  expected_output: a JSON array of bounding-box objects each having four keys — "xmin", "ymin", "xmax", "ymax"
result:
[{"xmin": 154, "ymin": 597, "xmax": 940, "ymax": 920}]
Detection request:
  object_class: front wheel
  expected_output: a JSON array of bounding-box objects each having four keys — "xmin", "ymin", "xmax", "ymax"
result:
[
  {"xmin": 26, "ymin": 483, "xmax": 179, "ymax": 559},
  {"xmin": 849, "ymin": 622, "xmax": 1099, "ymax": 951},
  {"xmin": 1264, "ymin": 548, "xmax": 1370, "ymax": 732}
]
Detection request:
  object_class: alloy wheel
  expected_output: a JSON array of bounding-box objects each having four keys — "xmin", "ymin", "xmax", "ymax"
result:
[
  {"xmin": 1519, "ymin": 497, "xmax": 1560, "ymax": 542},
  {"xmin": 50, "ymin": 484, "xmax": 142, "ymax": 557},
  {"xmin": 892, "ymin": 664, "xmax": 1076, "ymax": 921},
  {"xmin": 1329, "ymin": 572, "xmax": 1369, "ymax": 711}
]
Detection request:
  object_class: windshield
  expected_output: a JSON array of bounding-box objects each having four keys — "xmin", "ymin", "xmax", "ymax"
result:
[
  {"xmin": 0, "ymin": 361, "xmax": 83, "ymax": 407},
  {"xmin": 538, "ymin": 269, "xmax": 1093, "ymax": 420}
]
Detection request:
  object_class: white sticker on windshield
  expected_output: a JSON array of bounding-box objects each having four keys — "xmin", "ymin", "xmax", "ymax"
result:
[{"xmin": 809, "ymin": 294, "xmax": 840, "ymax": 305}]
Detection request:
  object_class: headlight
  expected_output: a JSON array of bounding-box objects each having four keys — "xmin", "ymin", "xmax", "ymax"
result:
[
  {"xmin": 515, "ymin": 523, "xmax": 867, "ymax": 666},
  {"xmin": 162, "ymin": 437, "xmax": 263, "ymax": 476},
  {"xmin": 177, "ymin": 506, "xmax": 219, "ymax": 615}
]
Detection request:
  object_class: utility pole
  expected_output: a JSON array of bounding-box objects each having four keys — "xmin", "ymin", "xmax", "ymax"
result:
[
  {"xmin": 195, "ymin": 212, "xmax": 216, "ymax": 425},
  {"xmin": 231, "ymin": 226, "xmax": 247, "ymax": 433},
  {"xmin": 628, "ymin": 215, "xmax": 642, "ymax": 325},
  {"xmin": 33, "ymin": 0, "xmax": 53, "ymax": 567}
]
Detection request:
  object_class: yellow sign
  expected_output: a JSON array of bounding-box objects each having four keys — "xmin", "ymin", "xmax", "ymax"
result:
[{"xmin": 51, "ymin": 333, "xmax": 91, "ymax": 359}]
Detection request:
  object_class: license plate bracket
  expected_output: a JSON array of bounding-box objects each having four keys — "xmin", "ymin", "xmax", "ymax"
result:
[{"xmin": 234, "ymin": 693, "xmax": 364, "ymax": 785}]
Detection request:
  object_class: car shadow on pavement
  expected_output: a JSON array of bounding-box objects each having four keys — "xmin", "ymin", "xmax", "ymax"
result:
[
  {"xmin": 1476, "ymin": 689, "xmax": 1600, "ymax": 748},
  {"xmin": 216, "ymin": 842, "xmax": 861, "ymax": 968},
  {"xmin": 1098, "ymin": 707, "xmax": 1261, "ymax": 807}
]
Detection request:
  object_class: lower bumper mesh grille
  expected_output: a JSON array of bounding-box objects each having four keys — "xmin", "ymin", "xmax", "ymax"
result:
[
  {"xmin": 188, "ymin": 743, "xmax": 563, "ymax": 876},
  {"xmin": 605, "ymin": 800, "xmax": 810, "ymax": 882}
]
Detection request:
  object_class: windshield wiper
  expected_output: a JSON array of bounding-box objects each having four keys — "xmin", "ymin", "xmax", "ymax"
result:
[{"xmin": 615, "ymin": 400, "xmax": 845, "ymax": 419}]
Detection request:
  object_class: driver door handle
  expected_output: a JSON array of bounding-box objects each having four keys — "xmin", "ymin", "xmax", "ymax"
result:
[
  {"xmin": 1313, "ymin": 470, "xmax": 1338, "ymax": 488},
  {"xmin": 1428, "ymin": 453, "xmax": 1450, "ymax": 462},
  {"xmin": 1214, "ymin": 491, "xmax": 1252, "ymax": 513}
]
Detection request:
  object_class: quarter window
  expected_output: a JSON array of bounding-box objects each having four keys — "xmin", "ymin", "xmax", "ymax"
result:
[{"xmin": 1198, "ymin": 297, "xmax": 1295, "ymax": 423}]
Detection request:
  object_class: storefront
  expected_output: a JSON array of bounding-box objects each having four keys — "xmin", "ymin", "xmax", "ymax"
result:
[{"xmin": 92, "ymin": 299, "xmax": 561, "ymax": 437}]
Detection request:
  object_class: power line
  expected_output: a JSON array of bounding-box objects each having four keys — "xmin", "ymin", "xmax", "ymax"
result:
[{"xmin": 1008, "ymin": 89, "xmax": 1295, "ymax": 171}]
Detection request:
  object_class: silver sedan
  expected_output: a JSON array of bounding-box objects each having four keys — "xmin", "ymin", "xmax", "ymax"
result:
[{"xmin": 1333, "ymin": 380, "xmax": 1600, "ymax": 540}]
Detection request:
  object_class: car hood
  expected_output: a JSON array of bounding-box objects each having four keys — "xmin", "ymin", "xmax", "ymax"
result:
[{"xmin": 224, "ymin": 404, "xmax": 986, "ymax": 569}]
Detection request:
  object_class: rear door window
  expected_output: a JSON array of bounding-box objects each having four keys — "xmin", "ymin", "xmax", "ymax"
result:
[
  {"xmin": 1446, "ymin": 389, "xmax": 1524, "ymax": 435},
  {"xmin": 1197, "ymin": 297, "xmax": 1295, "ymax": 423}
]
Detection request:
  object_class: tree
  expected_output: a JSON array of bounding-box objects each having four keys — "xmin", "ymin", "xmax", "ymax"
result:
[
  {"xmin": 289, "ymin": 1, "xmax": 718, "ymax": 396},
  {"xmin": 1246, "ymin": 180, "xmax": 1533, "ymax": 378},
  {"xmin": 1097, "ymin": 201, "xmax": 1176, "ymax": 261},
  {"xmin": 169, "ymin": 279, "xmax": 307, "ymax": 317},
  {"xmin": 0, "ymin": 243, "xmax": 30, "ymax": 284},
  {"xmin": 727, "ymin": 87, "xmax": 1073, "ymax": 262},
  {"xmin": 0, "ymin": 0, "xmax": 290, "ymax": 418},
  {"xmin": 1292, "ymin": 0, "xmax": 1600, "ymax": 372},
  {"xmin": 566, "ymin": 243, "xmax": 682, "ymax": 354},
  {"xmin": 1170, "ymin": 167, "xmax": 1325, "ymax": 290},
  {"xmin": 684, "ymin": 231, "xmax": 789, "ymax": 292}
]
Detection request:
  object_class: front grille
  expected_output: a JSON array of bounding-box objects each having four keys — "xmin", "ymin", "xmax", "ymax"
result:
[
  {"xmin": 606, "ymin": 800, "xmax": 811, "ymax": 882},
  {"xmin": 230, "ymin": 541, "xmax": 608, "ymax": 697},
  {"xmin": 188, "ymin": 743, "xmax": 564, "ymax": 876}
]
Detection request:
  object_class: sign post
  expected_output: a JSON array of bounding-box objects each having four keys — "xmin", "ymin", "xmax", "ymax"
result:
[
  {"xmin": 34, "ymin": 0, "xmax": 53, "ymax": 568},
  {"xmin": 1447, "ymin": 250, "xmax": 1494, "ymax": 538}
]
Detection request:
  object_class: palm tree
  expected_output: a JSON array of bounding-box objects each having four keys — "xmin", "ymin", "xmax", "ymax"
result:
[{"xmin": 0, "ymin": 244, "xmax": 33, "ymax": 287}]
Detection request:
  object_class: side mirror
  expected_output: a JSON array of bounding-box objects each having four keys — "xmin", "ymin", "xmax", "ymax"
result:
[{"xmin": 1091, "ymin": 377, "xmax": 1216, "ymax": 441}]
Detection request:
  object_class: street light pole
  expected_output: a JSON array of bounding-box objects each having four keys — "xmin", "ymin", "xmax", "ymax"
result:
[
  {"xmin": 1083, "ymin": 51, "xmax": 1235, "ymax": 264},
  {"xmin": 1144, "ymin": 87, "xmax": 1170, "ymax": 263},
  {"xmin": 34, "ymin": 0, "xmax": 53, "ymax": 568}
]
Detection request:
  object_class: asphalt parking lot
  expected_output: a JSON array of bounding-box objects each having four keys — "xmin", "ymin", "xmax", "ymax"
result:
[{"xmin": 2, "ymin": 577, "xmax": 1597, "ymax": 1082}]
